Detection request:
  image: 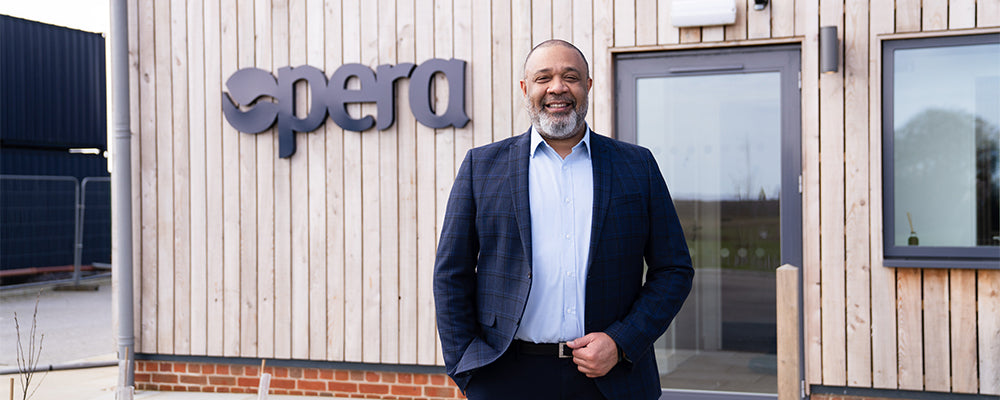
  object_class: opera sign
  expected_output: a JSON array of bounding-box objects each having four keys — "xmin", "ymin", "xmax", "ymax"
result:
[{"xmin": 223, "ymin": 58, "xmax": 470, "ymax": 158}]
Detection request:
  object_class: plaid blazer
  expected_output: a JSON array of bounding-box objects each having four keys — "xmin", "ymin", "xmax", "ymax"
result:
[{"xmin": 434, "ymin": 130, "xmax": 694, "ymax": 400}]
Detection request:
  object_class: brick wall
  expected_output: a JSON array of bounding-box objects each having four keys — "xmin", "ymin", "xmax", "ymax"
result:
[{"xmin": 134, "ymin": 360, "xmax": 464, "ymax": 399}]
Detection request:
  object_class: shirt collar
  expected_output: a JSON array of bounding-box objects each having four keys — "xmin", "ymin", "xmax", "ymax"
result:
[{"xmin": 530, "ymin": 123, "xmax": 591, "ymax": 159}]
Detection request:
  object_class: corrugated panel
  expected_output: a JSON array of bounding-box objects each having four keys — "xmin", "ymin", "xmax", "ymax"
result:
[
  {"xmin": 0, "ymin": 14, "xmax": 107, "ymax": 149},
  {"xmin": 0, "ymin": 147, "xmax": 111, "ymax": 271}
]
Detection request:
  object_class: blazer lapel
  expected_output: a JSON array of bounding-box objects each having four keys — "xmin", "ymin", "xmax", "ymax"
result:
[
  {"xmin": 588, "ymin": 131, "xmax": 612, "ymax": 267},
  {"xmin": 509, "ymin": 130, "xmax": 533, "ymax": 266}
]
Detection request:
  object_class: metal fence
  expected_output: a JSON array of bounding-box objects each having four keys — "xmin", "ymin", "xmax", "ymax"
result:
[{"xmin": 0, "ymin": 174, "xmax": 111, "ymax": 285}]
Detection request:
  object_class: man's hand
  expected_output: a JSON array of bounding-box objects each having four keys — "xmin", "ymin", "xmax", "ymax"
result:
[{"xmin": 566, "ymin": 332, "xmax": 619, "ymax": 378}]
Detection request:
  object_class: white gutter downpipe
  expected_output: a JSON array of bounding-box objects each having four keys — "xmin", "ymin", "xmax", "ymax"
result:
[{"xmin": 110, "ymin": 0, "xmax": 135, "ymax": 387}]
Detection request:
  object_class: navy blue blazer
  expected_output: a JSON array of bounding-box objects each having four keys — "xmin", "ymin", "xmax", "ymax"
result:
[{"xmin": 434, "ymin": 130, "xmax": 694, "ymax": 400}]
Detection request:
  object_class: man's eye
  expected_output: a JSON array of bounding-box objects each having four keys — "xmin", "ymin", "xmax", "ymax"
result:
[{"xmin": 536, "ymin": 77, "xmax": 550, "ymax": 82}]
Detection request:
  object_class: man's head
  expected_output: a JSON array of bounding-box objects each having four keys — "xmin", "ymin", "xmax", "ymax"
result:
[{"xmin": 521, "ymin": 40, "xmax": 593, "ymax": 141}]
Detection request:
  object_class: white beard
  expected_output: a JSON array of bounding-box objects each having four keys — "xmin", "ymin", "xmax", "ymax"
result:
[{"xmin": 526, "ymin": 97, "xmax": 588, "ymax": 140}]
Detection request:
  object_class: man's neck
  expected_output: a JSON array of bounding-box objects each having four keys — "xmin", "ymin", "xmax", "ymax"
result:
[{"xmin": 541, "ymin": 124, "xmax": 587, "ymax": 159}]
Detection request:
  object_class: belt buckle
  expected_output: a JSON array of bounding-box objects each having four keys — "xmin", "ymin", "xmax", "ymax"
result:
[{"xmin": 558, "ymin": 342, "xmax": 572, "ymax": 358}]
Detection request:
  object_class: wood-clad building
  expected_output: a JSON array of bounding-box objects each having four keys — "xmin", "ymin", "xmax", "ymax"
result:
[{"xmin": 123, "ymin": 0, "xmax": 999, "ymax": 399}]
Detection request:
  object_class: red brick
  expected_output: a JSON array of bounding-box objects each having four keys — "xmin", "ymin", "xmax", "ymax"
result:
[
  {"xmin": 216, "ymin": 365, "xmax": 230, "ymax": 375},
  {"xmin": 238, "ymin": 377, "xmax": 260, "ymax": 387},
  {"xmin": 366, "ymin": 372, "xmax": 380, "ymax": 382},
  {"xmin": 209, "ymin": 376, "xmax": 236, "ymax": 386},
  {"xmin": 424, "ymin": 386, "xmax": 455, "ymax": 398},
  {"xmin": 160, "ymin": 362, "xmax": 173, "ymax": 372},
  {"xmin": 290, "ymin": 367, "xmax": 303, "ymax": 378},
  {"xmin": 230, "ymin": 365, "xmax": 243, "ymax": 375},
  {"xmin": 350, "ymin": 370, "xmax": 365, "ymax": 381},
  {"xmin": 179, "ymin": 375, "xmax": 207, "ymax": 385},
  {"xmin": 244, "ymin": 366, "xmax": 258, "ymax": 376},
  {"xmin": 152, "ymin": 374, "xmax": 178, "ymax": 384},
  {"xmin": 320, "ymin": 369, "xmax": 335, "ymax": 380},
  {"xmin": 359, "ymin": 383, "xmax": 390, "ymax": 394},
  {"xmin": 300, "ymin": 380, "xmax": 326, "ymax": 391},
  {"xmin": 187, "ymin": 364, "xmax": 201, "ymax": 373},
  {"xmin": 430, "ymin": 375, "xmax": 445, "ymax": 385},
  {"xmin": 391, "ymin": 385, "xmax": 422, "ymax": 396},
  {"xmin": 290, "ymin": 390, "xmax": 305, "ymax": 395},
  {"xmin": 397, "ymin": 373, "xmax": 413, "ymax": 384},
  {"xmin": 381, "ymin": 372, "xmax": 396, "ymax": 383},
  {"xmin": 134, "ymin": 373, "xmax": 151, "ymax": 382},
  {"xmin": 336, "ymin": 370, "xmax": 350, "ymax": 380},
  {"xmin": 202, "ymin": 364, "xmax": 215, "ymax": 374},
  {"xmin": 271, "ymin": 378, "xmax": 296, "ymax": 389},
  {"xmin": 330, "ymin": 381, "xmax": 359, "ymax": 392},
  {"xmin": 173, "ymin": 363, "xmax": 187, "ymax": 373},
  {"xmin": 273, "ymin": 367, "xmax": 288, "ymax": 377},
  {"xmin": 413, "ymin": 374, "xmax": 428, "ymax": 385},
  {"xmin": 303, "ymin": 368, "xmax": 317, "ymax": 379}
]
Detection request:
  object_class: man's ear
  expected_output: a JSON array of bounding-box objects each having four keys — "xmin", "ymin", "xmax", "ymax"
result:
[
  {"xmin": 587, "ymin": 78, "xmax": 593, "ymax": 92},
  {"xmin": 520, "ymin": 80, "xmax": 527, "ymax": 96}
]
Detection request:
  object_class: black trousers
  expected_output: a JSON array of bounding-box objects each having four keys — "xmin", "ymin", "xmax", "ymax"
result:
[{"xmin": 465, "ymin": 345, "xmax": 607, "ymax": 400}]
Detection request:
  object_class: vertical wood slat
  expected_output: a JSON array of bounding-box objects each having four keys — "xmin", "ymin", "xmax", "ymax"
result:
[
  {"xmin": 635, "ymin": 0, "xmax": 657, "ymax": 46},
  {"xmin": 553, "ymin": 0, "xmax": 572, "ymax": 39},
  {"xmin": 896, "ymin": 0, "xmax": 922, "ymax": 32},
  {"xmin": 307, "ymin": 0, "xmax": 328, "ymax": 362},
  {"xmin": 288, "ymin": 0, "xmax": 311, "ymax": 361},
  {"xmin": 187, "ymin": 0, "xmax": 208, "ymax": 358},
  {"xmin": 949, "ymin": 0, "xmax": 977, "ymax": 29},
  {"xmin": 980, "ymin": 0, "xmax": 1000, "ymax": 27},
  {"xmin": 922, "ymin": 269, "xmax": 950, "ymax": 391},
  {"xmin": 395, "ymin": 0, "xmax": 417, "ymax": 365},
  {"xmin": 613, "ymin": 0, "xmax": 636, "ymax": 46},
  {"xmin": 203, "ymin": 0, "xmax": 225, "ymax": 357},
  {"xmin": 868, "ymin": 0, "xmax": 897, "ymax": 389},
  {"xmin": 155, "ymin": 0, "xmax": 175, "ymax": 356},
  {"xmin": 897, "ymin": 269, "xmax": 924, "ymax": 390},
  {"xmin": 237, "ymin": 0, "xmax": 258, "ymax": 359},
  {"xmin": 819, "ymin": 0, "xmax": 846, "ymax": 387},
  {"xmin": 472, "ymin": 0, "xmax": 493, "ymax": 148},
  {"xmin": 253, "ymin": 0, "xmax": 275, "ymax": 360},
  {"xmin": 512, "ymin": 0, "xmax": 531, "ymax": 133},
  {"xmin": 777, "ymin": 265, "xmax": 801, "ymax": 400},
  {"xmin": 127, "ymin": 0, "xmax": 142, "ymax": 351},
  {"xmin": 798, "ymin": 0, "xmax": 822, "ymax": 386},
  {"xmin": 923, "ymin": 0, "xmax": 948, "ymax": 30},
  {"xmin": 414, "ymin": 0, "xmax": 436, "ymax": 366},
  {"xmin": 746, "ymin": 0, "xmax": 771, "ymax": 39},
  {"xmin": 950, "ymin": 269, "xmax": 978, "ymax": 394},
  {"xmin": 980, "ymin": 270, "xmax": 1000, "ymax": 395},
  {"xmin": 532, "ymin": 0, "xmax": 552, "ymax": 42},
  {"xmin": 342, "ymin": 0, "xmax": 364, "ymax": 363},
  {"xmin": 658, "ymin": 0, "xmax": 679, "ymax": 45},
  {"xmin": 379, "ymin": 0, "xmax": 401, "ymax": 365},
  {"xmin": 491, "ymin": 0, "xmax": 512, "ymax": 143},
  {"xmin": 138, "ymin": 0, "xmax": 157, "ymax": 355},
  {"xmin": 324, "ymin": 0, "xmax": 346, "ymax": 362},
  {"xmin": 172, "ymin": 0, "xmax": 192, "ymax": 355},
  {"xmin": 572, "ymin": 0, "xmax": 595, "ymax": 127},
  {"xmin": 771, "ymin": 0, "xmax": 794, "ymax": 37},
  {"xmin": 725, "ymin": 0, "xmax": 747, "ymax": 41},
  {"xmin": 432, "ymin": 0, "xmax": 455, "ymax": 366},
  {"xmin": 271, "ymin": 0, "xmax": 293, "ymax": 361},
  {"xmin": 592, "ymin": 0, "xmax": 614, "ymax": 134},
  {"xmin": 843, "ymin": 0, "xmax": 871, "ymax": 388},
  {"xmin": 702, "ymin": 26, "xmax": 724, "ymax": 42},
  {"xmin": 220, "ymin": 0, "xmax": 240, "ymax": 358},
  {"xmin": 679, "ymin": 27, "xmax": 701, "ymax": 43}
]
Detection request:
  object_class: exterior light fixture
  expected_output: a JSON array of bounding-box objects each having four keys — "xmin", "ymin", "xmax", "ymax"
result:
[
  {"xmin": 820, "ymin": 26, "xmax": 839, "ymax": 74},
  {"xmin": 754, "ymin": 0, "xmax": 768, "ymax": 11}
]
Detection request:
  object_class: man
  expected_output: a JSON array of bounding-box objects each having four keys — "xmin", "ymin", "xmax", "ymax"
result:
[{"xmin": 434, "ymin": 39, "xmax": 694, "ymax": 400}]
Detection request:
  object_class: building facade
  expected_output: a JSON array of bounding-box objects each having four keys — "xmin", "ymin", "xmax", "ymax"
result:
[{"xmin": 123, "ymin": 0, "xmax": 999, "ymax": 399}]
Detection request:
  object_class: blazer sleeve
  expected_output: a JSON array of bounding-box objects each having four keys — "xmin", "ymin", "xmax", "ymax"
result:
[
  {"xmin": 603, "ymin": 148, "xmax": 694, "ymax": 363},
  {"xmin": 433, "ymin": 151, "xmax": 480, "ymax": 382}
]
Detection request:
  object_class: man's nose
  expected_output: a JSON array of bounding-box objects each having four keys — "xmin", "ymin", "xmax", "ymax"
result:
[{"xmin": 547, "ymin": 78, "xmax": 568, "ymax": 94}]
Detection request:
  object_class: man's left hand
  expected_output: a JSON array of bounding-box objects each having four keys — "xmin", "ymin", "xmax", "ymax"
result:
[{"xmin": 566, "ymin": 332, "xmax": 619, "ymax": 378}]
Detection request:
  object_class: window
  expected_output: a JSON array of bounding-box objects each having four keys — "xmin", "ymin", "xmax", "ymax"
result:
[{"xmin": 882, "ymin": 33, "xmax": 1000, "ymax": 268}]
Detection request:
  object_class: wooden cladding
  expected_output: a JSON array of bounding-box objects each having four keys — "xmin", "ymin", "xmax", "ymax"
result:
[{"xmin": 129, "ymin": 0, "xmax": 1000, "ymax": 396}]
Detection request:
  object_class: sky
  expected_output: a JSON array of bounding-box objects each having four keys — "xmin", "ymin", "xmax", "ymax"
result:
[{"xmin": 0, "ymin": 0, "xmax": 110, "ymax": 34}]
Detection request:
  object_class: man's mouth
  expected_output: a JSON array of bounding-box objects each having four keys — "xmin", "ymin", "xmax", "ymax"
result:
[{"xmin": 544, "ymin": 100, "xmax": 573, "ymax": 113}]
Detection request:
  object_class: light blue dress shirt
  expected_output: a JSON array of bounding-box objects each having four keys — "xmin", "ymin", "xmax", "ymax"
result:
[{"xmin": 514, "ymin": 126, "xmax": 594, "ymax": 343}]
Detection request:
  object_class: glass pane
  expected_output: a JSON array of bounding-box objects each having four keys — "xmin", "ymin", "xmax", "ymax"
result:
[
  {"xmin": 637, "ymin": 72, "xmax": 781, "ymax": 394},
  {"xmin": 893, "ymin": 42, "xmax": 1000, "ymax": 248}
]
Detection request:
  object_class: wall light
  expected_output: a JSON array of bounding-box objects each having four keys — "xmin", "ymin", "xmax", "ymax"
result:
[
  {"xmin": 754, "ymin": 0, "xmax": 768, "ymax": 11},
  {"xmin": 820, "ymin": 26, "xmax": 839, "ymax": 74}
]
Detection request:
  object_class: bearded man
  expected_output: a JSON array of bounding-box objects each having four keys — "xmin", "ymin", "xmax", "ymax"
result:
[{"xmin": 433, "ymin": 39, "xmax": 694, "ymax": 400}]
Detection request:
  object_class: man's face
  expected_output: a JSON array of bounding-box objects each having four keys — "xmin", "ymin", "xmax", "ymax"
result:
[{"xmin": 521, "ymin": 44, "xmax": 593, "ymax": 140}]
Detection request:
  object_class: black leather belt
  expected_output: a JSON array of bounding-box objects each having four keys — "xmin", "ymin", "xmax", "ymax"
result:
[{"xmin": 513, "ymin": 340, "xmax": 573, "ymax": 358}]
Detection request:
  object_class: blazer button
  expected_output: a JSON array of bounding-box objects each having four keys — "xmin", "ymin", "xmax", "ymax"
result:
[{"xmin": 527, "ymin": 273, "xmax": 532, "ymax": 279}]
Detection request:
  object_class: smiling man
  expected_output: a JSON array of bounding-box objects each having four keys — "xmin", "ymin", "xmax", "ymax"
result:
[{"xmin": 434, "ymin": 39, "xmax": 694, "ymax": 400}]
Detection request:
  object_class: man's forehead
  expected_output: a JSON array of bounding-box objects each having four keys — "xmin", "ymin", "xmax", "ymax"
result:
[{"xmin": 524, "ymin": 45, "xmax": 587, "ymax": 74}]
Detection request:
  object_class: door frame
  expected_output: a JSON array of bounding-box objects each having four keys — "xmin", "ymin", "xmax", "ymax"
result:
[{"xmin": 613, "ymin": 44, "xmax": 803, "ymax": 400}]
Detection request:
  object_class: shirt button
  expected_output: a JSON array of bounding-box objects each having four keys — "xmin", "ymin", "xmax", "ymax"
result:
[
  {"xmin": 564, "ymin": 234, "xmax": 571, "ymax": 240},
  {"xmin": 566, "ymin": 271, "xmax": 574, "ymax": 277},
  {"xmin": 564, "ymin": 197, "xmax": 571, "ymax": 204},
  {"xmin": 567, "ymin": 307, "xmax": 576, "ymax": 314}
]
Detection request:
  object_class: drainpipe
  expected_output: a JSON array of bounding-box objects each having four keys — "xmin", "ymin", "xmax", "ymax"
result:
[{"xmin": 110, "ymin": 0, "xmax": 135, "ymax": 386}]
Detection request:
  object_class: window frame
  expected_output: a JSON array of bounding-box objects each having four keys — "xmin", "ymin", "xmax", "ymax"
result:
[{"xmin": 881, "ymin": 32, "xmax": 1000, "ymax": 269}]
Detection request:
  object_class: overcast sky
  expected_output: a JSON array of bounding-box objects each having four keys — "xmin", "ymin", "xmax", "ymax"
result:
[{"xmin": 1, "ymin": 0, "xmax": 109, "ymax": 34}]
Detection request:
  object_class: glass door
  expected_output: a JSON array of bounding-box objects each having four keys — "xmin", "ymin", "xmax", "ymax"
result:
[{"xmin": 616, "ymin": 46, "xmax": 801, "ymax": 399}]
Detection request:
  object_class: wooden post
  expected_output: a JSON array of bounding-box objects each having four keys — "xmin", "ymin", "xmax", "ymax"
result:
[{"xmin": 777, "ymin": 264, "xmax": 801, "ymax": 400}]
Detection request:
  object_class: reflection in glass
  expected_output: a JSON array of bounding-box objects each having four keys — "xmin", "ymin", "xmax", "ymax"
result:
[
  {"xmin": 893, "ymin": 42, "xmax": 1000, "ymax": 247},
  {"xmin": 637, "ymin": 72, "xmax": 780, "ymax": 394}
]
